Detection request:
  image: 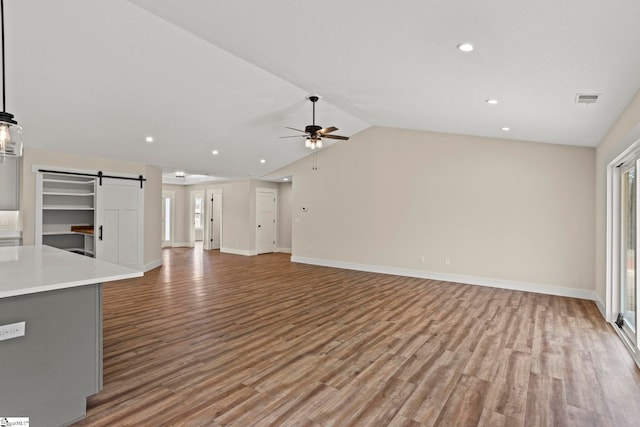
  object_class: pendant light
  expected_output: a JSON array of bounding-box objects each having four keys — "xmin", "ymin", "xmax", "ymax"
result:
[{"xmin": 0, "ymin": 0, "xmax": 22, "ymax": 158}]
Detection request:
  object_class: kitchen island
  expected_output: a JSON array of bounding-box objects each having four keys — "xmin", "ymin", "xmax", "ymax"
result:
[{"xmin": 0, "ymin": 245, "xmax": 142, "ymax": 426}]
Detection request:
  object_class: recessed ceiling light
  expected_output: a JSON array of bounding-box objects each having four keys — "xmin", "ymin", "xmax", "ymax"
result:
[
  {"xmin": 145, "ymin": 136, "xmax": 154, "ymax": 143},
  {"xmin": 260, "ymin": 159, "xmax": 266, "ymax": 164},
  {"xmin": 457, "ymin": 43, "xmax": 474, "ymax": 52},
  {"xmin": 486, "ymin": 99, "xmax": 499, "ymax": 105},
  {"xmin": 283, "ymin": 178, "xmax": 289, "ymax": 181},
  {"xmin": 501, "ymin": 127, "xmax": 510, "ymax": 131},
  {"xmin": 211, "ymin": 150, "xmax": 219, "ymax": 155}
]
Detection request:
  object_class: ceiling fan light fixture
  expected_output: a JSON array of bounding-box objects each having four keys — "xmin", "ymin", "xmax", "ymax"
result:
[{"xmin": 282, "ymin": 95, "xmax": 349, "ymax": 150}]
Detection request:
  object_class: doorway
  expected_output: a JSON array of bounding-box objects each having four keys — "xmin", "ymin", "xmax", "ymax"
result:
[
  {"xmin": 189, "ymin": 190, "xmax": 205, "ymax": 248},
  {"xmin": 161, "ymin": 190, "xmax": 175, "ymax": 248},
  {"xmin": 256, "ymin": 188, "xmax": 277, "ymax": 254}
]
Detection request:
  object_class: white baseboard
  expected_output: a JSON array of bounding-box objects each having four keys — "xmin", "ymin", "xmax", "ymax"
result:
[
  {"xmin": 291, "ymin": 256, "xmax": 599, "ymax": 302},
  {"xmin": 221, "ymin": 247, "xmax": 257, "ymax": 256},
  {"xmin": 144, "ymin": 258, "xmax": 162, "ymax": 272},
  {"xmin": 171, "ymin": 241, "xmax": 191, "ymax": 248},
  {"xmin": 594, "ymin": 294, "xmax": 606, "ymax": 319},
  {"xmin": 277, "ymin": 247, "xmax": 292, "ymax": 254}
]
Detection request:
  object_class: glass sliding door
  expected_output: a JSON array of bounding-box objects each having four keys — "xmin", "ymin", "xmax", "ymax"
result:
[{"xmin": 621, "ymin": 164, "xmax": 637, "ymax": 344}]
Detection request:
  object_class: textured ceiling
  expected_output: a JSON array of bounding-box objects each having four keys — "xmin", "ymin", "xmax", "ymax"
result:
[{"xmin": 8, "ymin": 0, "xmax": 640, "ymax": 181}]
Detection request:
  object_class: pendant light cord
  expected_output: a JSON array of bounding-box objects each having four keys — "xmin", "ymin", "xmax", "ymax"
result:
[{"xmin": 1, "ymin": 0, "xmax": 5, "ymax": 113}]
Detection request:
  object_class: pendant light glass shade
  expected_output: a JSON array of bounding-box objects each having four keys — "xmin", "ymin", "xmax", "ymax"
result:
[
  {"xmin": 0, "ymin": 0, "xmax": 22, "ymax": 158},
  {"xmin": 0, "ymin": 112, "xmax": 22, "ymax": 157}
]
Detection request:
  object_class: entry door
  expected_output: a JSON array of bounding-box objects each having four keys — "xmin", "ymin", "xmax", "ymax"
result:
[
  {"xmin": 256, "ymin": 189, "xmax": 277, "ymax": 254},
  {"xmin": 96, "ymin": 178, "xmax": 143, "ymax": 270}
]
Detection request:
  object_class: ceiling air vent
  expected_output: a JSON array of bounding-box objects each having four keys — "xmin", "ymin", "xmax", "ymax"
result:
[{"xmin": 575, "ymin": 93, "xmax": 600, "ymax": 105}]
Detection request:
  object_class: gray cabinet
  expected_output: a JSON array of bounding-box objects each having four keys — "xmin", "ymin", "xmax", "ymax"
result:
[
  {"xmin": 0, "ymin": 283, "xmax": 102, "ymax": 426},
  {"xmin": 0, "ymin": 157, "xmax": 19, "ymax": 210}
]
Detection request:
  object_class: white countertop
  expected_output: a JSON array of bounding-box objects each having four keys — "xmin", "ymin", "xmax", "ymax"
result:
[{"xmin": 0, "ymin": 245, "xmax": 142, "ymax": 299}]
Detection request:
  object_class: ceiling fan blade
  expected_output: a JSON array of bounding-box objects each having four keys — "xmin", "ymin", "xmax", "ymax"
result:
[
  {"xmin": 318, "ymin": 126, "xmax": 338, "ymax": 135},
  {"xmin": 285, "ymin": 126, "xmax": 308, "ymax": 134},
  {"xmin": 279, "ymin": 135, "xmax": 306, "ymax": 139},
  {"xmin": 322, "ymin": 134, "xmax": 350, "ymax": 140}
]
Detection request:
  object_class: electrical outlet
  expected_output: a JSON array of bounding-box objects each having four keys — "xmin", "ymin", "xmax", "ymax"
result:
[
  {"xmin": 0, "ymin": 217, "xmax": 8, "ymax": 226},
  {"xmin": 445, "ymin": 257, "xmax": 451, "ymax": 265},
  {"xmin": 420, "ymin": 256, "xmax": 425, "ymax": 263},
  {"xmin": 0, "ymin": 321, "xmax": 25, "ymax": 341}
]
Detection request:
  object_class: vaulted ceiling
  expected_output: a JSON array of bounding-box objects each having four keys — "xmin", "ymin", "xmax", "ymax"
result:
[{"xmin": 8, "ymin": 1, "xmax": 640, "ymax": 180}]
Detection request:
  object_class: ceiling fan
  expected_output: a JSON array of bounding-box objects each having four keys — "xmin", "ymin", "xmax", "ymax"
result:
[{"xmin": 282, "ymin": 95, "xmax": 349, "ymax": 150}]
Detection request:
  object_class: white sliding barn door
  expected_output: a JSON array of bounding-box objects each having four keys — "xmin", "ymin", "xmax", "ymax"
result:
[{"xmin": 96, "ymin": 178, "xmax": 144, "ymax": 270}]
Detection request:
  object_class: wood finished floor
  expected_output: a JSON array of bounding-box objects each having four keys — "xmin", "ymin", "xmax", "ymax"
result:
[{"xmin": 72, "ymin": 248, "xmax": 640, "ymax": 426}]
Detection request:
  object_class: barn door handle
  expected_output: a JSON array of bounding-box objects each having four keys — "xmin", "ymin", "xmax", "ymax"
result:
[{"xmin": 99, "ymin": 225, "xmax": 103, "ymax": 241}]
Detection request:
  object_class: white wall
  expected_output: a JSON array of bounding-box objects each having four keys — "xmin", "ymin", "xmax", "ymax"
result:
[
  {"xmin": 20, "ymin": 147, "xmax": 162, "ymax": 269},
  {"xmin": 144, "ymin": 164, "xmax": 162, "ymax": 268},
  {"xmin": 270, "ymin": 126, "xmax": 595, "ymax": 294}
]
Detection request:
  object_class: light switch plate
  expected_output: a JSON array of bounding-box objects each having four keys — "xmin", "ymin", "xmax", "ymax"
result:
[{"xmin": 0, "ymin": 321, "xmax": 26, "ymax": 341}]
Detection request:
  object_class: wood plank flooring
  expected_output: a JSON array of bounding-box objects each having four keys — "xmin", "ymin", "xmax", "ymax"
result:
[{"xmin": 71, "ymin": 248, "xmax": 640, "ymax": 426}]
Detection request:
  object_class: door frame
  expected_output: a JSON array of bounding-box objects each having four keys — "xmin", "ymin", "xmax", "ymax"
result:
[
  {"xmin": 204, "ymin": 188, "xmax": 223, "ymax": 250},
  {"xmin": 189, "ymin": 190, "xmax": 205, "ymax": 248},
  {"xmin": 606, "ymin": 133, "xmax": 640, "ymax": 367},
  {"xmin": 255, "ymin": 187, "xmax": 278, "ymax": 254}
]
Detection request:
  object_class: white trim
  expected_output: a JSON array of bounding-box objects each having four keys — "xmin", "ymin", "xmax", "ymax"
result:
[
  {"xmin": 277, "ymin": 247, "xmax": 292, "ymax": 254},
  {"xmin": 594, "ymin": 293, "xmax": 606, "ymax": 319},
  {"xmin": 612, "ymin": 322, "xmax": 640, "ymax": 369},
  {"xmin": 144, "ymin": 258, "xmax": 162, "ymax": 272},
  {"xmin": 221, "ymin": 247, "xmax": 257, "ymax": 256},
  {"xmin": 291, "ymin": 256, "xmax": 599, "ymax": 301}
]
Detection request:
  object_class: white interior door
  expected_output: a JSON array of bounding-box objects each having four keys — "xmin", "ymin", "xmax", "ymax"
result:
[
  {"xmin": 256, "ymin": 189, "xmax": 277, "ymax": 254},
  {"xmin": 96, "ymin": 178, "xmax": 143, "ymax": 270},
  {"xmin": 205, "ymin": 190, "xmax": 222, "ymax": 250}
]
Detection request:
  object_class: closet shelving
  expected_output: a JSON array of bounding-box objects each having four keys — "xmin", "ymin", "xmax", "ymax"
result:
[{"xmin": 36, "ymin": 173, "xmax": 96, "ymax": 257}]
